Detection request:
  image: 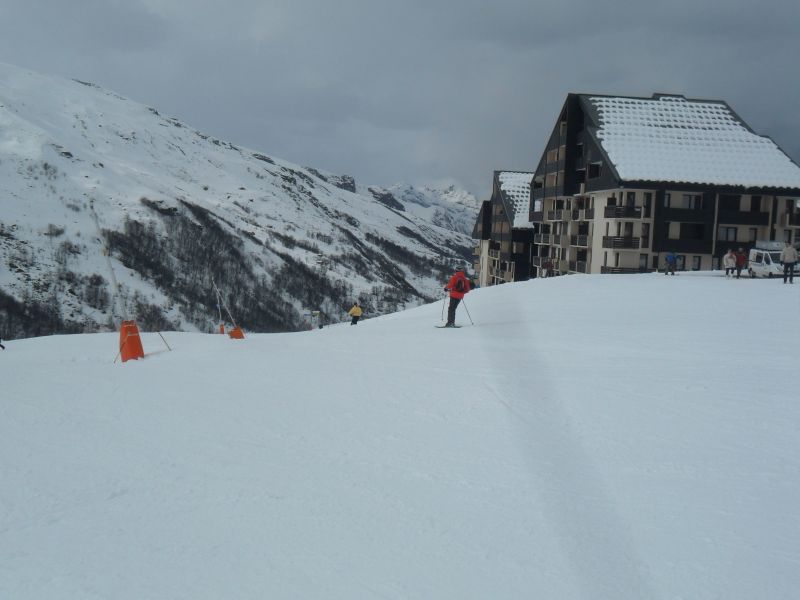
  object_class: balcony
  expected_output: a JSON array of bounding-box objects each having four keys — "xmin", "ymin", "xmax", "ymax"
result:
[
  {"xmin": 534, "ymin": 234, "xmax": 552, "ymax": 245},
  {"xmin": 570, "ymin": 234, "xmax": 589, "ymax": 247},
  {"xmin": 488, "ymin": 249, "xmax": 500, "ymax": 259},
  {"xmin": 531, "ymin": 256, "xmax": 544, "ymax": 267},
  {"xmin": 602, "ymin": 236, "xmax": 641, "ymax": 249},
  {"xmin": 552, "ymin": 234, "xmax": 566, "ymax": 246},
  {"xmin": 568, "ymin": 260, "xmax": 589, "ymax": 273},
  {"xmin": 546, "ymin": 209, "xmax": 565, "ymax": 221},
  {"xmin": 604, "ymin": 206, "xmax": 643, "ymax": 219},
  {"xmin": 717, "ymin": 210, "xmax": 769, "ymax": 226},
  {"xmin": 600, "ymin": 266, "xmax": 652, "ymax": 274},
  {"xmin": 783, "ymin": 212, "xmax": 800, "ymax": 227}
]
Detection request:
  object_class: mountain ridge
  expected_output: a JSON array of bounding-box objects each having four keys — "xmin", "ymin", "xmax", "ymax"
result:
[{"xmin": 0, "ymin": 62, "xmax": 478, "ymax": 338}]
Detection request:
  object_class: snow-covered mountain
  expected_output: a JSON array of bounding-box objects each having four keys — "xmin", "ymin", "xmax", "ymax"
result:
[
  {"xmin": 3, "ymin": 273, "xmax": 798, "ymax": 599},
  {"xmin": 358, "ymin": 182, "xmax": 480, "ymax": 236},
  {"xmin": 0, "ymin": 62, "xmax": 477, "ymax": 338}
]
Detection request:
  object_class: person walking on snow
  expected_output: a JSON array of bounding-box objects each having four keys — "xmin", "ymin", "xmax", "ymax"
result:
[
  {"xmin": 780, "ymin": 242, "xmax": 798, "ymax": 284},
  {"xmin": 348, "ymin": 302, "xmax": 363, "ymax": 325},
  {"xmin": 735, "ymin": 248, "xmax": 746, "ymax": 279},
  {"xmin": 723, "ymin": 249, "xmax": 736, "ymax": 277},
  {"xmin": 664, "ymin": 252, "xmax": 677, "ymax": 275},
  {"xmin": 444, "ymin": 268, "xmax": 472, "ymax": 327},
  {"xmin": 0, "ymin": 336, "xmax": 5, "ymax": 350}
]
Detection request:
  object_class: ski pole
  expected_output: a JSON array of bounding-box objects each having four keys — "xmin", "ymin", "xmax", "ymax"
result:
[
  {"xmin": 461, "ymin": 297, "xmax": 474, "ymax": 325},
  {"xmin": 441, "ymin": 293, "xmax": 447, "ymax": 321}
]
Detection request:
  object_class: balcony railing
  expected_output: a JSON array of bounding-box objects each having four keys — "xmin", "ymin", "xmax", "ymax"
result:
[
  {"xmin": 531, "ymin": 211, "xmax": 544, "ymax": 222},
  {"xmin": 488, "ymin": 249, "xmax": 500, "ymax": 259},
  {"xmin": 568, "ymin": 260, "xmax": 589, "ymax": 273},
  {"xmin": 570, "ymin": 234, "xmax": 589, "ymax": 247},
  {"xmin": 534, "ymin": 234, "xmax": 552, "ymax": 245},
  {"xmin": 717, "ymin": 210, "xmax": 769, "ymax": 226},
  {"xmin": 600, "ymin": 266, "xmax": 653, "ymax": 274},
  {"xmin": 604, "ymin": 206, "xmax": 643, "ymax": 219},
  {"xmin": 531, "ymin": 256, "xmax": 544, "ymax": 267},
  {"xmin": 546, "ymin": 209, "xmax": 564, "ymax": 221},
  {"xmin": 784, "ymin": 212, "xmax": 800, "ymax": 227},
  {"xmin": 602, "ymin": 236, "xmax": 641, "ymax": 249}
]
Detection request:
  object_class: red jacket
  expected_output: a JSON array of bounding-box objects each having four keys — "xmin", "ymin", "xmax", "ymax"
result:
[
  {"xmin": 735, "ymin": 252, "xmax": 746, "ymax": 268},
  {"xmin": 446, "ymin": 271, "xmax": 471, "ymax": 299}
]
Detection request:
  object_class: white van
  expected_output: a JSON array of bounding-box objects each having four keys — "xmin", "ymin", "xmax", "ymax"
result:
[{"xmin": 748, "ymin": 241, "xmax": 800, "ymax": 278}]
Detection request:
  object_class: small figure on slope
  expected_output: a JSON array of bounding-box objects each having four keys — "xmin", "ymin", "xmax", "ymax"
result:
[
  {"xmin": 348, "ymin": 302, "xmax": 363, "ymax": 325},
  {"xmin": 443, "ymin": 268, "xmax": 472, "ymax": 327},
  {"xmin": 780, "ymin": 242, "xmax": 798, "ymax": 284},
  {"xmin": 735, "ymin": 248, "xmax": 746, "ymax": 279},
  {"xmin": 0, "ymin": 336, "xmax": 5, "ymax": 350},
  {"xmin": 723, "ymin": 249, "xmax": 736, "ymax": 278},
  {"xmin": 664, "ymin": 251, "xmax": 677, "ymax": 275}
]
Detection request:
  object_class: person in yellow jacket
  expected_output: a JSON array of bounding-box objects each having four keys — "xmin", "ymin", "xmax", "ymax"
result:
[{"xmin": 348, "ymin": 302, "xmax": 363, "ymax": 325}]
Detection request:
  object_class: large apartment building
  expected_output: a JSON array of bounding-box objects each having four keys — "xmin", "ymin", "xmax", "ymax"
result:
[
  {"xmin": 474, "ymin": 93, "xmax": 800, "ymax": 283},
  {"xmin": 530, "ymin": 93, "xmax": 800, "ymax": 275},
  {"xmin": 472, "ymin": 171, "xmax": 536, "ymax": 286}
]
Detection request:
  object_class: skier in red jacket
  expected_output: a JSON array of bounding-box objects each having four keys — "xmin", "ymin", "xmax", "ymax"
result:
[{"xmin": 444, "ymin": 268, "xmax": 472, "ymax": 327}]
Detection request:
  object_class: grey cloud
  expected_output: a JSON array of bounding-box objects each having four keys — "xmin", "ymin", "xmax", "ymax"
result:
[{"xmin": 1, "ymin": 0, "xmax": 799, "ymax": 196}]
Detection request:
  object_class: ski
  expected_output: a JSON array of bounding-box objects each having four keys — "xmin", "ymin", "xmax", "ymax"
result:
[{"xmin": 435, "ymin": 325, "xmax": 462, "ymax": 328}]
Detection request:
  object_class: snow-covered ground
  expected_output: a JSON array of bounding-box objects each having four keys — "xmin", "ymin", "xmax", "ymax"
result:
[{"xmin": 2, "ymin": 272, "xmax": 799, "ymax": 599}]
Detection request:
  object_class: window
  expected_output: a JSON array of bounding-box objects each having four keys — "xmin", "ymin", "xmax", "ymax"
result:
[
  {"xmin": 712, "ymin": 256, "xmax": 720, "ymax": 270},
  {"xmin": 785, "ymin": 229, "xmax": 793, "ymax": 243},
  {"xmin": 718, "ymin": 226, "xmax": 737, "ymax": 242},
  {"xmin": 663, "ymin": 222, "xmax": 671, "ymax": 239},
  {"xmin": 664, "ymin": 193, "xmax": 671, "ymax": 208},
  {"xmin": 643, "ymin": 192, "xmax": 652, "ymax": 217},
  {"xmin": 626, "ymin": 192, "xmax": 636, "ymax": 206},
  {"xmin": 681, "ymin": 194, "xmax": 702, "ymax": 209},
  {"xmin": 652, "ymin": 255, "xmax": 659, "ymax": 269},
  {"xmin": 607, "ymin": 197, "xmax": 617, "ymax": 207},
  {"xmin": 748, "ymin": 228, "xmax": 757, "ymax": 242},
  {"xmin": 750, "ymin": 196, "xmax": 762, "ymax": 212},
  {"xmin": 547, "ymin": 149, "xmax": 559, "ymax": 164},
  {"xmin": 588, "ymin": 162, "xmax": 602, "ymax": 179},
  {"xmin": 533, "ymin": 178, "xmax": 543, "ymax": 190},
  {"xmin": 692, "ymin": 256, "xmax": 701, "ymax": 271}
]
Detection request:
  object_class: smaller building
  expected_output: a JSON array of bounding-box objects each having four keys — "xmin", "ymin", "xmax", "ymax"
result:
[{"xmin": 473, "ymin": 171, "xmax": 537, "ymax": 286}]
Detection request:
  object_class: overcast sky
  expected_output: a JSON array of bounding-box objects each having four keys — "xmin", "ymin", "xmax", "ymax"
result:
[{"xmin": 2, "ymin": 0, "xmax": 799, "ymax": 197}]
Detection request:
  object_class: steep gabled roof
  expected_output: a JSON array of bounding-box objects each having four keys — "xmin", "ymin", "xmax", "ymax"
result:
[
  {"xmin": 580, "ymin": 94, "xmax": 800, "ymax": 189},
  {"xmin": 496, "ymin": 171, "xmax": 533, "ymax": 228}
]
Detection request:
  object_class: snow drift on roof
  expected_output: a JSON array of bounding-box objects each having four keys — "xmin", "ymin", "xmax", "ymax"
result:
[
  {"xmin": 498, "ymin": 171, "xmax": 533, "ymax": 228},
  {"xmin": 588, "ymin": 95, "xmax": 800, "ymax": 189}
]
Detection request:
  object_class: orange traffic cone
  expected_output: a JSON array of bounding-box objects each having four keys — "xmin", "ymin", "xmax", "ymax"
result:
[
  {"xmin": 119, "ymin": 320, "xmax": 145, "ymax": 362},
  {"xmin": 228, "ymin": 326, "xmax": 245, "ymax": 339}
]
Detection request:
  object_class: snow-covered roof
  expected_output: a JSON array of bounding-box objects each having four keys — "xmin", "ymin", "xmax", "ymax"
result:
[
  {"xmin": 497, "ymin": 171, "xmax": 533, "ymax": 228},
  {"xmin": 587, "ymin": 95, "xmax": 800, "ymax": 189}
]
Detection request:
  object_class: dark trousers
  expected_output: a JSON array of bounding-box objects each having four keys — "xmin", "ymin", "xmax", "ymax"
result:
[
  {"xmin": 736, "ymin": 266, "xmax": 743, "ymax": 278},
  {"xmin": 784, "ymin": 263, "xmax": 796, "ymax": 283},
  {"xmin": 446, "ymin": 297, "xmax": 461, "ymax": 325},
  {"xmin": 350, "ymin": 316, "xmax": 360, "ymax": 325}
]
